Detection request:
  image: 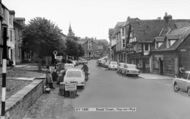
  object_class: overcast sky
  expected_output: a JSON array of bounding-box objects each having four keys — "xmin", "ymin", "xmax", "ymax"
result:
[{"xmin": 3, "ymin": 0, "xmax": 190, "ymax": 40}]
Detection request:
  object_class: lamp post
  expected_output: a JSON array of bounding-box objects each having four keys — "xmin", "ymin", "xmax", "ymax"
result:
[{"xmin": 1, "ymin": 23, "xmax": 8, "ymax": 119}]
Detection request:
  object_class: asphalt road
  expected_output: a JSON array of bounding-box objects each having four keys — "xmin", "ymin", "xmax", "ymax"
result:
[{"xmin": 24, "ymin": 60, "xmax": 190, "ymax": 119}]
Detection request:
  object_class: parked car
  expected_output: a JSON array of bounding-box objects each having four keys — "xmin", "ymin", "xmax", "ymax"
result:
[
  {"xmin": 104, "ymin": 60, "xmax": 110, "ymax": 68},
  {"xmin": 108, "ymin": 61, "xmax": 118, "ymax": 70},
  {"xmin": 124, "ymin": 64, "xmax": 140, "ymax": 76},
  {"xmin": 63, "ymin": 68, "xmax": 86, "ymax": 88},
  {"xmin": 173, "ymin": 71, "xmax": 190, "ymax": 96},
  {"xmin": 97, "ymin": 58, "xmax": 106, "ymax": 67},
  {"xmin": 64, "ymin": 63, "xmax": 75, "ymax": 70},
  {"xmin": 78, "ymin": 58, "xmax": 88, "ymax": 65},
  {"xmin": 117, "ymin": 62, "xmax": 126, "ymax": 74}
]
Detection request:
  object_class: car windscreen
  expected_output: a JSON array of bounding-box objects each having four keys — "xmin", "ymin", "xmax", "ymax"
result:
[{"xmin": 66, "ymin": 71, "xmax": 82, "ymax": 77}]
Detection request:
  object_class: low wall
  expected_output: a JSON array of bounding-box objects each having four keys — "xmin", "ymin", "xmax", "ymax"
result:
[{"xmin": 5, "ymin": 78, "xmax": 45, "ymax": 119}]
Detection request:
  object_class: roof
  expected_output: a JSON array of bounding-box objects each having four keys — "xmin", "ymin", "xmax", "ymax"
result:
[
  {"xmin": 114, "ymin": 21, "xmax": 126, "ymax": 34},
  {"xmin": 129, "ymin": 18, "xmax": 190, "ymax": 43},
  {"xmin": 153, "ymin": 26, "xmax": 190, "ymax": 52},
  {"xmin": 129, "ymin": 19, "xmax": 165, "ymax": 43},
  {"xmin": 154, "ymin": 36, "xmax": 165, "ymax": 42}
]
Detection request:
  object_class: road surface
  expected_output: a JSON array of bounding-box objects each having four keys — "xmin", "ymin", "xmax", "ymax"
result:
[{"xmin": 24, "ymin": 60, "xmax": 190, "ymax": 119}]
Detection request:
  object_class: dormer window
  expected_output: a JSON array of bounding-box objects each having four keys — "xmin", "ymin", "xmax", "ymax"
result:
[
  {"xmin": 169, "ymin": 39, "xmax": 176, "ymax": 46},
  {"xmin": 155, "ymin": 42, "xmax": 163, "ymax": 49},
  {"xmin": 144, "ymin": 44, "xmax": 150, "ymax": 51}
]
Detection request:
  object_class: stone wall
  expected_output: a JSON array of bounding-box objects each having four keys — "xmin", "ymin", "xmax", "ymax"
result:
[{"xmin": 5, "ymin": 78, "xmax": 45, "ymax": 119}]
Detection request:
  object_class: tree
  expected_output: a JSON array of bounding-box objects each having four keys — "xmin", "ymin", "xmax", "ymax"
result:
[
  {"xmin": 77, "ymin": 44, "xmax": 85, "ymax": 58},
  {"xmin": 65, "ymin": 38, "xmax": 84, "ymax": 60},
  {"xmin": 22, "ymin": 17, "xmax": 64, "ymax": 69}
]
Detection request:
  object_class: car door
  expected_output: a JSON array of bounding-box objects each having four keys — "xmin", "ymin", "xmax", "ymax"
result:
[
  {"xmin": 184, "ymin": 74, "xmax": 190, "ymax": 91},
  {"xmin": 180, "ymin": 78, "xmax": 188, "ymax": 91}
]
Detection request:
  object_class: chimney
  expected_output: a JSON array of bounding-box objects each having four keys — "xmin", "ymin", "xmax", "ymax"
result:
[
  {"xmin": 157, "ymin": 17, "xmax": 161, "ymax": 20},
  {"xmin": 164, "ymin": 12, "xmax": 172, "ymax": 23}
]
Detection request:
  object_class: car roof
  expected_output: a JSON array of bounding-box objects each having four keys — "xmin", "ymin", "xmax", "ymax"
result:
[
  {"xmin": 185, "ymin": 71, "xmax": 190, "ymax": 74},
  {"xmin": 110, "ymin": 61, "xmax": 117, "ymax": 63},
  {"xmin": 65, "ymin": 63, "xmax": 74, "ymax": 65},
  {"xmin": 66, "ymin": 68, "xmax": 82, "ymax": 72},
  {"xmin": 126, "ymin": 64, "xmax": 136, "ymax": 66}
]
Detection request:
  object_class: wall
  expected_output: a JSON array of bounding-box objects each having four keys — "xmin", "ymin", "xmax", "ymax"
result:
[
  {"xmin": 152, "ymin": 52, "xmax": 178, "ymax": 76},
  {"xmin": 178, "ymin": 36, "xmax": 190, "ymax": 71},
  {"xmin": 5, "ymin": 79, "xmax": 45, "ymax": 119}
]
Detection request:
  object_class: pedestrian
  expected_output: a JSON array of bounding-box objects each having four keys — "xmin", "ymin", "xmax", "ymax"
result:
[
  {"xmin": 179, "ymin": 65, "xmax": 185, "ymax": 78},
  {"xmin": 45, "ymin": 66, "xmax": 55, "ymax": 89},
  {"xmin": 82, "ymin": 63, "xmax": 89, "ymax": 81},
  {"xmin": 52, "ymin": 66, "xmax": 58, "ymax": 82}
]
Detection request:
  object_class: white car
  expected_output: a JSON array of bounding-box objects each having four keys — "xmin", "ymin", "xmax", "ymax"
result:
[
  {"xmin": 108, "ymin": 61, "xmax": 118, "ymax": 70},
  {"xmin": 63, "ymin": 68, "xmax": 86, "ymax": 88},
  {"xmin": 173, "ymin": 71, "xmax": 190, "ymax": 96},
  {"xmin": 104, "ymin": 60, "xmax": 110, "ymax": 68},
  {"xmin": 64, "ymin": 63, "xmax": 75, "ymax": 70},
  {"xmin": 117, "ymin": 62, "xmax": 126, "ymax": 74},
  {"xmin": 124, "ymin": 64, "xmax": 140, "ymax": 76}
]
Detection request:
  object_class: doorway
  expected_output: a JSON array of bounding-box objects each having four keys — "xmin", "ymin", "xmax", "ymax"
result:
[{"xmin": 159, "ymin": 58, "xmax": 163, "ymax": 75}]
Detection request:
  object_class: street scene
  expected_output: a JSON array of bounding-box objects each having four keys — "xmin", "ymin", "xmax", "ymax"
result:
[
  {"xmin": 1, "ymin": 0, "xmax": 190, "ymax": 119},
  {"xmin": 23, "ymin": 60, "xmax": 190, "ymax": 119}
]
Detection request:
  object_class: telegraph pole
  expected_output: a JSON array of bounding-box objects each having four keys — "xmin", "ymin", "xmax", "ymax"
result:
[{"xmin": 1, "ymin": 24, "xmax": 8, "ymax": 119}]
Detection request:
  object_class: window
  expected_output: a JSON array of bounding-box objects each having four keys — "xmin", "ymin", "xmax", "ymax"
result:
[
  {"xmin": 158, "ymin": 42, "xmax": 162, "ymax": 48},
  {"xmin": 66, "ymin": 71, "xmax": 82, "ymax": 78},
  {"xmin": 169, "ymin": 39, "xmax": 176, "ymax": 46},
  {"xmin": 122, "ymin": 28, "xmax": 125, "ymax": 36},
  {"xmin": 10, "ymin": 30, "xmax": 12, "ymax": 41},
  {"xmin": 144, "ymin": 44, "xmax": 149, "ymax": 51},
  {"xmin": 123, "ymin": 39, "xmax": 126, "ymax": 48}
]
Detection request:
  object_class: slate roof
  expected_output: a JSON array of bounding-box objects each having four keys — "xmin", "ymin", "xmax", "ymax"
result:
[
  {"xmin": 153, "ymin": 26, "xmax": 190, "ymax": 52},
  {"xmin": 129, "ymin": 19, "xmax": 165, "ymax": 43},
  {"xmin": 128, "ymin": 18, "xmax": 190, "ymax": 43}
]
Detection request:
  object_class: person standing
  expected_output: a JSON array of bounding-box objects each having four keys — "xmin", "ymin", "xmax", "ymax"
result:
[
  {"xmin": 46, "ymin": 66, "xmax": 55, "ymax": 89},
  {"xmin": 82, "ymin": 63, "xmax": 89, "ymax": 81},
  {"xmin": 179, "ymin": 65, "xmax": 185, "ymax": 78}
]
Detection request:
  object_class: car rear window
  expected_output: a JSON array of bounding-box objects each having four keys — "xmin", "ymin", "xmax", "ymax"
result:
[
  {"xmin": 66, "ymin": 71, "xmax": 82, "ymax": 77},
  {"xmin": 65, "ymin": 64, "xmax": 74, "ymax": 68}
]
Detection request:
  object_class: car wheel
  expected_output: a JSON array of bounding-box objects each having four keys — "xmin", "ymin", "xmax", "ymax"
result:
[
  {"xmin": 173, "ymin": 83, "xmax": 179, "ymax": 92},
  {"xmin": 187, "ymin": 88, "xmax": 190, "ymax": 96}
]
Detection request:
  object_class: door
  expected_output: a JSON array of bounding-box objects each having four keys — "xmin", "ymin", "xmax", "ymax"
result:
[{"xmin": 159, "ymin": 58, "xmax": 163, "ymax": 75}]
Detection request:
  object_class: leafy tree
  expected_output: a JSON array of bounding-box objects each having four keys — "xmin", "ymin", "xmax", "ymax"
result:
[
  {"xmin": 77, "ymin": 44, "xmax": 85, "ymax": 58},
  {"xmin": 65, "ymin": 38, "xmax": 84, "ymax": 60},
  {"xmin": 22, "ymin": 17, "xmax": 64, "ymax": 69}
]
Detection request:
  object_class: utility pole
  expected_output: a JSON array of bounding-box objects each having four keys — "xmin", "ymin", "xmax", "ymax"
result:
[{"xmin": 1, "ymin": 24, "xmax": 8, "ymax": 119}]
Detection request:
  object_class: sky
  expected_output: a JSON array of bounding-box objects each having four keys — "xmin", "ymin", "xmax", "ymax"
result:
[{"xmin": 2, "ymin": 0, "xmax": 190, "ymax": 41}]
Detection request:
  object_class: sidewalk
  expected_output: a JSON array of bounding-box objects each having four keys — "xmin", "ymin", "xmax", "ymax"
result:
[{"xmin": 139, "ymin": 73, "xmax": 173, "ymax": 80}]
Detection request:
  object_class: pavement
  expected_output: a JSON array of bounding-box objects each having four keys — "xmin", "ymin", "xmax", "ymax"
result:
[
  {"xmin": 24, "ymin": 60, "xmax": 190, "ymax": 119},
  {"xmin": 139, "ymin": 73, "xmax": 173, "ymax": 80}
]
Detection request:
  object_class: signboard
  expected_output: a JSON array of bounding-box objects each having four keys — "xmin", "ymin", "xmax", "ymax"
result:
[
  {"xmin": 55, "ymin": 56, "xmax": 63, "ymax": 61},
  {"xmin": 65, "ymin": 83, "xmax": 77, "ymax": 91}
]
